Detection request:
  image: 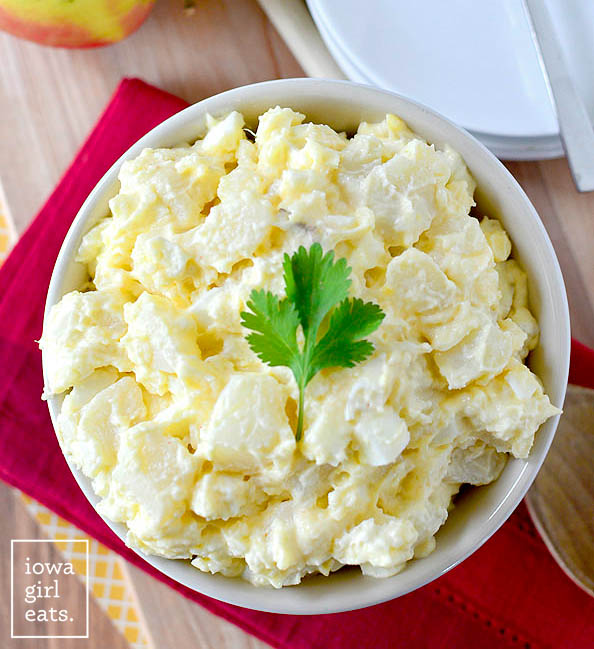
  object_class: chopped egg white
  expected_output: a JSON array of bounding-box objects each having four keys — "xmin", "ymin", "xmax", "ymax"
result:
[{"xmin": 41, "ymin": 108, "xmax": 560, "ymax": 587}]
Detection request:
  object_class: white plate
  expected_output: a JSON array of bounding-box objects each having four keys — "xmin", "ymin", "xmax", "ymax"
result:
[
  {"xmin": 308, "ymin": 3, "xmax": 559, "ymax": 159},
  {"xmin": 321, "ymin": 21, "xmax": 561, "ymax": 161},
  {"xmin": 308, "ymin": 0, "xmax": 594, "ymax": 160}
]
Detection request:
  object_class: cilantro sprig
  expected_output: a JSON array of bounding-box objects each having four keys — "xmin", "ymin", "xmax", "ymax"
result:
[{"xmin": 240, "ymin": 243, "xmax": 385, "ymax": 441}]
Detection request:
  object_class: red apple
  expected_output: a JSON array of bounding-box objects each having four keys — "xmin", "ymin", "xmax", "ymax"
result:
[{"xmin": 0, "ymin": 0, "xmax": 156, "ymax": 48}]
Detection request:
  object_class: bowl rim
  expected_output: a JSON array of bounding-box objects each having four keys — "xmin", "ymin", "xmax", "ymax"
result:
[{"xmin": 42, "ymin": 77, "xmax": 570, "ymax": 615}]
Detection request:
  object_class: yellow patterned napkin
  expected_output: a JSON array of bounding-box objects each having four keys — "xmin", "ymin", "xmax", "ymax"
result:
[
  {"xmin": 21, "ymin": 495, "xmax": 152, "ymax": 648},
  {"xmin": 0, "ymin": 184, "xmax": 17, "ymax": 262}
]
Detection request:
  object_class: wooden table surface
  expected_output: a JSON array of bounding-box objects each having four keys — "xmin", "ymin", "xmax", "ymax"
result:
[{"xmin": 0, "ymin": 0, "xmax": 593, "ymax": 647}]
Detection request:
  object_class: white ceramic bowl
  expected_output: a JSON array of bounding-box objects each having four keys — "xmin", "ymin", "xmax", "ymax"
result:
[{"xmin": 42, "ymin": 79, "xmax": 570, "ymax": 615}]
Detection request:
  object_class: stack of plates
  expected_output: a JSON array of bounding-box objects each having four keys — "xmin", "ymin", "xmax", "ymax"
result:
[{"xmin": 307, "ymin": 0, "xmax": 594, "ymax": 160}]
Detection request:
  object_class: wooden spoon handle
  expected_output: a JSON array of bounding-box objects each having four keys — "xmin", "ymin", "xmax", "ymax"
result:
[{"xmin": 526, "ymin": 384, "xmax": 594, "ymax": 597}]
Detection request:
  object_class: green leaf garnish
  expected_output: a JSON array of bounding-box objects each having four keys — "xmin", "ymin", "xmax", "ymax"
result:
[{"xmin": 240, "ymin": 243, "xmax": 385, "ymax": 442}]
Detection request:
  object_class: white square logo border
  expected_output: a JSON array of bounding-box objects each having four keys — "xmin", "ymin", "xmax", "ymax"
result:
[{"xmin": 10, "ymin": 539, "xmax": 89, "ymax": 639}]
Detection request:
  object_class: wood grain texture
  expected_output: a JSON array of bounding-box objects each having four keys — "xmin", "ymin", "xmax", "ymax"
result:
[
  {"xmin": 526, "ymin": 384, "xmax": 594, "ymax": 597},
  {"xmin": 0, "ymin": 0, "xmax": 302, "ymax": 232},
  {"xmin": 257, "ymin": 0, "xmax": 346, "ymax": 78},
  {"xmin": 505, "ymin": 159, "xmax": 594, "ymax": 345},
  {"xmin": 0, "ymin": 483, "xmax": 129, "ymax": 649},
  {"xmin": 124, "ymin": 565, "xmax": 270, "ymax": 649}
]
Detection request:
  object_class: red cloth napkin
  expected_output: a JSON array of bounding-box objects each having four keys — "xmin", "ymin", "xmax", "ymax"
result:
[{"xmin": 1, "ymin": 78, "xmax": 593, "ymax": 649}]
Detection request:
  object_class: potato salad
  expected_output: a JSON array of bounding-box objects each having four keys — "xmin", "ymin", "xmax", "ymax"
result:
[{"xmin": 41, "ymin": 108, "xmax": 560, "ymax": 587}]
